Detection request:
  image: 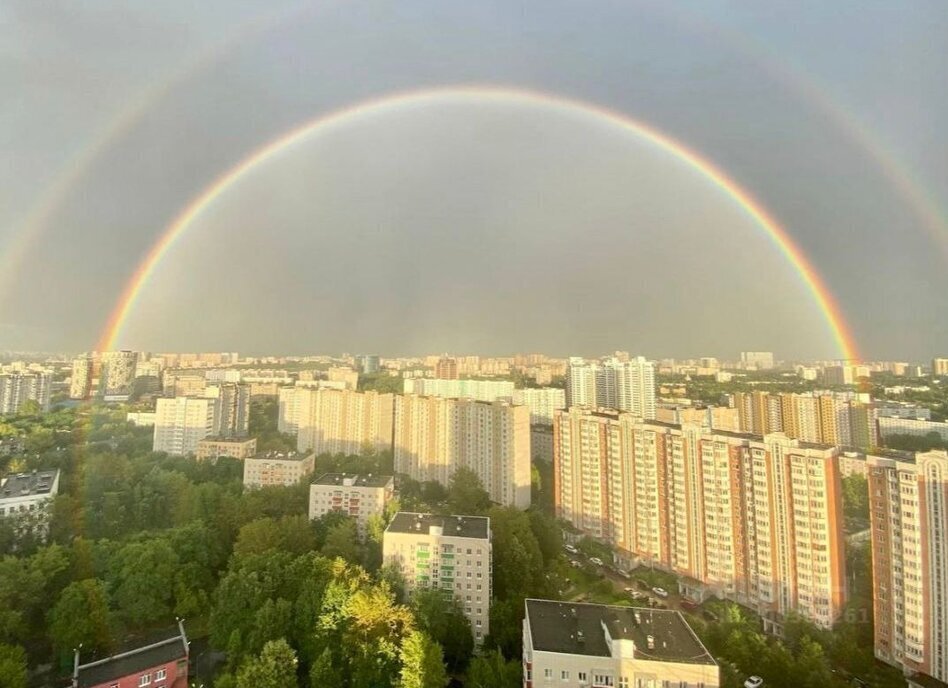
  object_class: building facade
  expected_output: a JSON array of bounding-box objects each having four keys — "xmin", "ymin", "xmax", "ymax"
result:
[
  {"xmin": 0, "ymin": 470, "xmax": 59, "ymax": 540},
  {"xmin": 513, "ymin": 387, "xmax": 566, "ymax": 426},
  {"xmin": 73, "ymin": 621, "xmax": 188, "ymax": 688},
  {"xmin": 70, "ymin": 355, "xmax": 94, "ymax": 399},
  {"xmin": 434, "ymin": 356, "xmax": 459, "ymax": 380},
  {"xmin": 553, "ymin": 408, "xmax": 848, "ymax": 628},
  {"xmin": 309, "ymin": 473, "xmax": 394, "ymax": 533},
  {"xmin": 0, "ymin": 371, "xmax": 51, "ymax": 414},
  {"xmin": 196, "ymin": 437, "xmax": 257, "ymax": 460},
  {"xmin": 383, "ymin": 512, "xmax": 491, "ymax": 642},
  {"xmin": 566, "ymin": 357, "xmax": 656, "ymax": 419},
  {"xmin": 99, "ymin": 350, "xmax": 138, "ymax": 401},
  {"xmin": 523, "ymin": 600, "xmax": 720, "ymax": 688},
  {"xmin": 933, "ymin": 358, "xmax": 948, "ymax": 377},
  {"xmin": 394, "ymin": 396, "xmax": 530, "ymax": 509},
  {"xmin": 243, "ymin": 451, "xmax": 316, "ymax": 488},
  {"xmin": 296, "ymin": 388, "xmax": 395, "ymax": 456},
  {"xmin": 203, "ymin": 382, "xmax": 250, "ymax": 437},
  {"xmin": 404, "ymin": 378, "xmax": 515, "ymax": 402},
  {"xmin": 868, "ymin": 450, "xmax": 948, "ymax": 683},
  {"xmin": 153, "ymin": 396, "xmax": 218, "ymax": 456}
]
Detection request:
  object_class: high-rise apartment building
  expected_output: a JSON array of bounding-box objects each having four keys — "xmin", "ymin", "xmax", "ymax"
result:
[
  {"xmin": 740, "ymin": 351, "xmax": 775, "ymax": 370},
  {"xmin": 278, "ymin": 386, "xmax": 303, "ymax": 434},
  {"xmin": 523, "ymin": 600, "xmax": 720, "ymax": 688},
  {"xmin": 434, "ymin": 356, "xmax": 459, "ymax": 380},
  {"xmin": 309, "ymin": 473, "xmax": 394, "ymax": 534},
  {"xmin": 394, "ymin": 396, "xmax": 530, "ymax": 509},
  {"xmin": 296, "ymin": 388, "xmax": 394, "ymax": 456},
  {"xmin": 566, "ymin": 358, "xmax": 598, "ymax": 408},
  {"xmin": 868, "ymin": 450, "xmax": 948, "ymax": 684},
  {"xmin": 932, "ymin": 358, "xmax": 948, "ymax": 377},
  {"xmin": 327, "ymin": 366, "xmax": 360, "ymax": 389},
  {"xmin": 734, "ymin": 391, "xmax": 877, "ymax": 449},
  {"xmin": 70, "ymin": 355, "xmax": 94, "ymax": 399},
  {"xmin": 403, "ymin": 378, "xmax": 514, "ymax": 402},
  {"xmin": 383, "ymin": 512, "xmax": 491, "ymax": 642},
  {"xmin": 553, "ymin": 408, "xmax": 847, "ymax": 628},
  {"xmin": 153, "ymin": 396, "xmax": 218, "ymax": 456},
  {"xmin": 98, "ymin": 350, "xmax": 138, "ymax": 400},
  {"xmin": 0, "ymin": 371, "xmax": 51, "ymax": 414},
  {"xmin": 357, "ymin": 355, "xmax": 381, "ymax": 375},
  {"xmin": 513, "ymin": 387, "xmax": 566, "ymax": 426},
  {"xmin": 566, "ymin": 357, "xmax": 656, "ymax": 418},
  {"xmin": 203, "ymin": 383, "xmax": 250, "ymax": 437}
]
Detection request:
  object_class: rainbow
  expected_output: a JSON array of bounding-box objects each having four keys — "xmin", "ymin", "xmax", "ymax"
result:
[{"xmin": 96, "ymin": 85, "xmax": 860, "ymax": 360}]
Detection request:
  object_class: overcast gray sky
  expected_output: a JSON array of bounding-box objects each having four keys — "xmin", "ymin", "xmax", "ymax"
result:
[{"xmin": 1, "ymin": 0, "xmax": 946, "ymax": 360}]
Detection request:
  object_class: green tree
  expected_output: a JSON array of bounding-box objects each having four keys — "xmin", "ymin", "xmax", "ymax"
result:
[
  {"xmin": 236, "ymin": 638, "xmax": 299, "ymax": 688},
  {"xmin": 321, "ymin": 518, "xmax": 361, "ymax": 563},
  {"xmin": 109, "ymin": 538, "xmax": 178, "ymax": 627},
  {"xmin": 48, "ymin": 579, "xmax": 113, "ymax": 667},
  {"xmin": 466, "ymin": 649, "xmax": 521, "ymax": 688},
  {"xmin": 411, "ymin": 589, "xmax": 473, "ymax": 672},
  {"xmin": 841, "ymin": 474, "xmax": 869, "ymax": 521},
  {"xmin": 446, "ymin": 467, "xmax": 491, "ymax": 515},
  {"xmin": 233, "ymin": 515, "xmax": 317, "ymax": 558},
  {"xmin": 398, "ymin": 630, "xmax": 447, "ymax": 688},
  {"xmin": 0, "ymin": 643, "xmax": 27, "ymax": 688},
  {"xmin": 308, "ymin": 648, "xmax": 336, "ymax": 686}
]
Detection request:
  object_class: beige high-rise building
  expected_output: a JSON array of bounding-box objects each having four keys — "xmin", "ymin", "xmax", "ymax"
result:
[
  {"xmin": 296, "ymin": 388, "xmax": 394, "ymax": 456},
  {"xmin": 327, "ymin": 367, "xmax": 359, "ymax": 389},
  {"xmin": 70, "ymin": 355, "xmax": 93, "ymax": 399},
  {"xmin": 394, "ymin": 396, "xmax": 530, "ymax": 509},
  {"xmin": 932, "ymin": 358, "xmax": 948, "ymax": 377},
  {"xmin": 278, "ymin": 386, "xmax": 303, "ymax": 434},
  {"xmin": 404, "ymin": 378, "xmax": 515, "ymax": 402},
  {"xmin": 153, "ymin": 396, "xmax": 218, "ymax": 456},
  {"xmin": 383, "ymin": 512, "xmax": 491, "ymax": 643},
  {"xmin": 0, "ymin": 371, "xmax": 51, "ymax": 414},
  {"xmin": 553, "ymin": 408, "xmax": 847, "ymax": 629},
  {"xmin": 434, "ymin": 356, "xmax": 459, "ymax": 380},
  {"xmin": 868, "ymin": 450, "xmax": 948, "ymax": 684}
]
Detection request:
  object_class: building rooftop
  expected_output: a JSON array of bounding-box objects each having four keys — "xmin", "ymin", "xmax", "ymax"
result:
[
  {"xmin": 525, "ymin": 599, "xmax": 716, "ymax": 666},
  {"xmin": 312, "ymin": 473, "xmax": 394, "ymax": 488},
  {"xmin": 248, "ymin": 450, "xmax": 313, "ymax": 462},
  {"xmin": 0, "ymin": 470, "xmax": 58, "ymax": 500},
  {"xmin": 75, "ymin": 625, "xmax": 188, "ymax": 688},
  {"xmin": 199, "ymin": 436, "xmax": 256, "ymax": 444},
  {"xmin": 387, "ymin": 512, "xmax": 490, "ymax": 539}
]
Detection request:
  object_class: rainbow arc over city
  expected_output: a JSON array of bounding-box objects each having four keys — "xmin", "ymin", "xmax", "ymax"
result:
[{"xmin": 96, "ymin": 85, "xmax": 860, "ymax": 361}]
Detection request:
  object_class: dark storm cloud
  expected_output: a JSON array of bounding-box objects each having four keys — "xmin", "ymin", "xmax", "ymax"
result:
[{"xmin": 1, "ymin": 0, "xmax": 946, "ymax": 359}]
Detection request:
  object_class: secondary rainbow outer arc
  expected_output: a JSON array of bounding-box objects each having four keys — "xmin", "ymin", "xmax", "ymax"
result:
[{"xmin": 96, "ymin": 85, "xmax": 860, "ymax": 361}]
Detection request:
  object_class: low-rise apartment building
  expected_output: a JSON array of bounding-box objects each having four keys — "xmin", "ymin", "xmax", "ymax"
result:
[
  {"xmin": 243, "ymin": 451, "xmax": 315, "ymax": 488},
  {"xmin": 196, "ymin": 436, "xmax": 258, "ymax": 460},
  {"xmin": 309, "ymin": 473, "xmax": 394, "ymax": 534},
  {"xmin": 523, "ymin": 600, "xmax": 719, "ymax": 688},
  {"xmin": 72, "ymin": 621, "xmax": 188, "ymax": 688}
]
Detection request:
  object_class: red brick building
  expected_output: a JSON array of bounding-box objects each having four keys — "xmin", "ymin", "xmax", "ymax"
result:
[{"xmin": 73, "ymin": 622, "xmax": 189, "ymax": 688}]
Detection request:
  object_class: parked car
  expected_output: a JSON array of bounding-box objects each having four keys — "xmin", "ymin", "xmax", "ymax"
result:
[
  {"xmin": 651, "ymin": 586, "xmax": 669, "ymax": 598},
  {"xmin": 589, "ymin": 557, "xmax": 604, "ymax": 566},
  {"xmin": 744, "ymin": 677, "xmax": 764, "ymax": 688},
  {"xmin": 569, "ymin": 560, "xmax": 582, "ymax": 568},
  {"xmin": 564, "ymin": 544, "xmax": 578, "ymax": 554},
  {"xmin": 680, "ymin": 599, "xmax": 700, "ymax": 612}
]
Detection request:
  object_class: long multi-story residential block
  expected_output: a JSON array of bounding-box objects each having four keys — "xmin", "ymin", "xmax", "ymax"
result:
[
  {"xmin": 553, "ymin": 408, "xmax": 847, "ymax": 629},
  {"xmin": 523, "ymin": 600, "xmax": 720, "ymax": 688},
  {"xmin": 296, "ymin": 388, "xmax": 394, "ymax": 456},
  {"xmin": 309, "ymin": 473, "xmax": 394, "ymax": 534},
  {"xmin": 734, "ymin": 391, "xmax": 878, "ymax": 448},
  {"xmin": 740, "ymin": 351, "xmax": 775, "ymax": 370},
  {"xmin": 394, "ymin": 395, "xmax": 530, "ymax": 509},
  {"xmin": 566, "ymin": 357, "xmax": 656, "ymax": 418},
  {"xmin": 0, "ymin": 470, "xmax": 59, "ymax": 525},
  {"xmin": 153, "ymin": 396, "xmax": 218, "ymax": 456},
  {"xmin": 383, "ymin": 512, "xmax": 491, "ymax": 642},
  {"xmin": 403, "ymin": 378, "xmax": 515, "ymax": 402},
  {"xmin": 70, "ymin": 354, "xmax": 94, "ymax": 399},
  {"xmin": 513, "ymin": 387, "xmax": 566, "ymax": 426},
  {"xmin": 243, "ymin": 451, "xmax": 315, "ymax": 488},
  {"xmin": 878, "ymin": 416, "xmax": 948, "ymax": 442},
  {"xmin": 868, "ymin": 450, "xmax": 948, "ymax": 685},
  {"xmin": 0, "ymin": 371, "xmax": 51, "ymax": 413}
]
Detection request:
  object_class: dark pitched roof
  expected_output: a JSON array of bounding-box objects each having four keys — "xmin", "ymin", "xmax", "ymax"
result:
[
  {"xmin": 76, "ymin": 633, "xmax": 187, "ymax": 688},
  {"xmin": 386, "ymin": 512, "xmax": 489, "ymax": 539},
  {"xmin": 525, "ymin": 599, "xmax": 716, "ymax": 666}
]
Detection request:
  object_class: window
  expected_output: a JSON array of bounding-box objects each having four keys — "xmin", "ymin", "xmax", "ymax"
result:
[
  {"xmin": 561, "ymin": 670, "xmax": 570, "ymax": 680},
  {"xmin": 545, "ymin": 668, "xmax": 553, "ymax": 679},
  {"xmin": 156, "ymin": 669, "xmax": 166, "ymax": 680},
  {"xmin": 579, "ymin": 672, "xmax": 587, "ymax": 682},
  {"xmin": 139, "ymin": 675, "xmax": 152, "ymax": 687}
]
